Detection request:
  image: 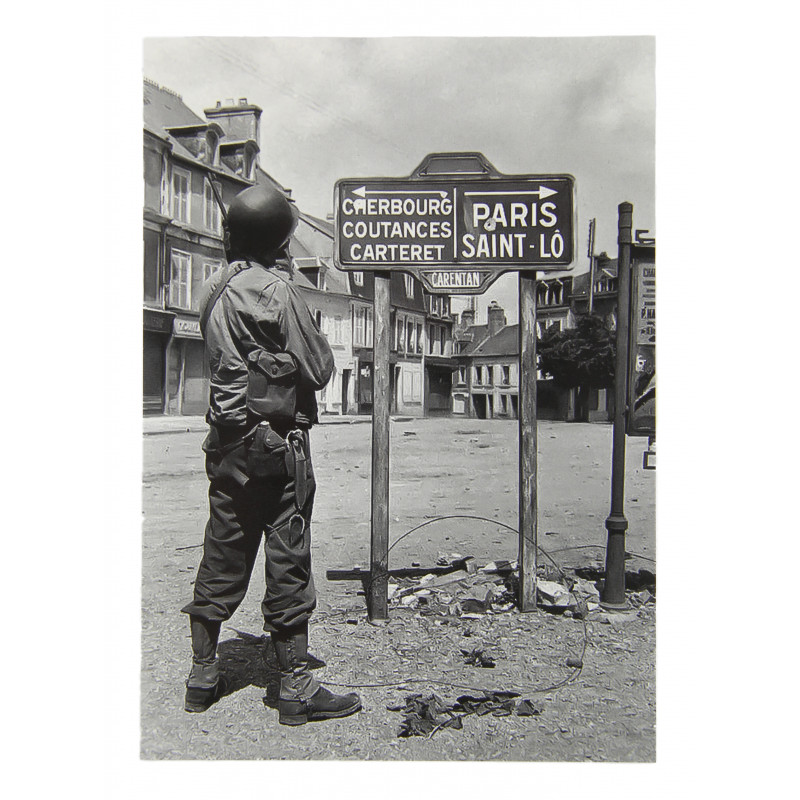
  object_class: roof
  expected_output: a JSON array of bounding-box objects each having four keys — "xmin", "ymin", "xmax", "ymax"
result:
[
  {"xmin": 298, "ymin": 212, "xmax": 334, "ymax": 238},
  {"xmin": 143, "ymin": 79, "xmax": 205, "ymax": 131},
  {"xmin": 466, "ymin": 324, "xmax": 520, "ymax": 358},
  {"xmin": 571, "ymin": 270, "xmax": 591, "ymax": 297},
  {"xmin": 289, "ymin": 213, "xmax": 352, "ymax": 296},
  {"xmin": 596, "ymin": 255, "xmax": 618, "ymax": 277},
  {"xmin": 142, "ymin": 79, "xmax": 356, "ymax": 303},
  {"xmin": 253, "ymin": 165, "xmax": 289, "ymax": 195},
  {"xmin": 144, "ymin": 80, "xmax": 285, "ymax": 190},
  {"xmin": 456, "ymin": 323, "xmax": 489, "ymax": 355},
  {"xmin": 291, "ymin": 215, "xmax": 331, "ymax": 259},
  {"xmin": 538, "ymin": 268, "xmax": 576, "ymax": 281},
  {"xmin": 219, "ymin": 139, "xmax": 258, "ymax": 149},
  {"xmin": 572, "ymin": 255, "xmax": 618, "ymax": 298}
]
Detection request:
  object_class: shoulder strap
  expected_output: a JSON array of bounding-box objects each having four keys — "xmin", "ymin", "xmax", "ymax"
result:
[{"xmin": 199, "ymin": 261, "xmax": 252, "ymax": 335}]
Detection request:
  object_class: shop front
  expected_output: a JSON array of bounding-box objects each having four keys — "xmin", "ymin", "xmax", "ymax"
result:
[
  {"xmin": 143, "ymin": 307, "xmax": 174, "ymax": 415},
  {"xmin": 166, "ymin": 316, "xmax": 208, "ymax": 416}
]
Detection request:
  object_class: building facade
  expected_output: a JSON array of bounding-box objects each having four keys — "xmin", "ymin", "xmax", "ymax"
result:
[
  {"xmin": 143, "ymin": 79, "xmax": 457, "ymax": 418},
  {"xmin": 570, "ymin": 253, "xmax": 619, "ymax": 420},
  {"xmin": 346, "ymin": 272, "xmax": 456, "ymax": 417},
  {"xmin": 289, "ymin": 213, "xmax": 357, "ymax": 416},
  {"xmin": 451, "ymin": 267, "xmax": 621, "ymax": 422},
  {"xmin": 424, "ymin": 292, "xmax": 456, "ymax": 416},
  {"xmin": 143, "ymin": 80, "xmax": 276, "ymax": 415}
]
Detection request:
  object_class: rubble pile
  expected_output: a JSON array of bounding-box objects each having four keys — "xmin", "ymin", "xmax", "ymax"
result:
[
  {"xmin": 388, "ymin": 556, "xmax": 517, "ymax": 617},
  {"xmin": 385, "ymin": 554, "xmax": 631, "ymax": 618}
]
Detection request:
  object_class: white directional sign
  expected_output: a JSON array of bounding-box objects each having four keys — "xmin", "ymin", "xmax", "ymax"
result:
[{"xmin": 334, "ymin": 165, "xmax": 574, "ymax": 290}]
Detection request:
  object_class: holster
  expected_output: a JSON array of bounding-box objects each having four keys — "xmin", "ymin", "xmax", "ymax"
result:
[{"xmin": 246, "ymin": 421, "xmax": 289, "ymax": 480}]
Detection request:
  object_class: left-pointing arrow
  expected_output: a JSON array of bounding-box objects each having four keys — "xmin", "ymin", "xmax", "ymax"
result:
[{"xmin": 352, "ymin": 185, "xmax": 448, "ymax": 199}]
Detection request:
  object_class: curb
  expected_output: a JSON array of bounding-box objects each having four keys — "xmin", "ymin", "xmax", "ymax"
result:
[{"xmin": 142, "ymin": 414, "xmax": 390, "ymax": 436}]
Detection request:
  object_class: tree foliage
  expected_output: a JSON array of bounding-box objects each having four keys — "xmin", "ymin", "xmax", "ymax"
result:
[{"xmin": 537, "ymin": 314, "xmax": 616, "ymax": 389}]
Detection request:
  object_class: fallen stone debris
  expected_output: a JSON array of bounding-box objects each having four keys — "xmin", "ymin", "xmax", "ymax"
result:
[{"xmin": 385, "ymin": 554, "xmax": 656, "ymax": 619}]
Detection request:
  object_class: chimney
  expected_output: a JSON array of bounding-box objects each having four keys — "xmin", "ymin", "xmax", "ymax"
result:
[
  {"xmin": 487, "ymin": 300, "xmax": 507, "ymax": 338},
  {"xmin": 460, "ymin": 308, "xmax": 475, "ymax": 328},
  {"xmin": 204, "ymin": 98, "xmax": 263, "ymax": 143}
]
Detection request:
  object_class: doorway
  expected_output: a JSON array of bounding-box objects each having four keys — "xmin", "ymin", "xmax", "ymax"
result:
[{"xmin": 341, "ymin": 369, "xmax": 351, "ymax": 414}]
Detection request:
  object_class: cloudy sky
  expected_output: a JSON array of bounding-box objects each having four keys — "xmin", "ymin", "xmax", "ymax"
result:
[{"xmin": 144, "ymin": 36, "xmax": 654, "ymax": 322}]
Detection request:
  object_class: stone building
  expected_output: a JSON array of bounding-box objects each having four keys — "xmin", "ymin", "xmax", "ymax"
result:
[
  {"xmin": 142, "ymin": 79, "xmax": 456, "ymax": 417},
  {"xmin": 451, "ymin": 266, "xmax": 619, "ymax": 421},
  {"xmin": 143, "ymin": 81, "xmax": 269, "ymax": 415}
]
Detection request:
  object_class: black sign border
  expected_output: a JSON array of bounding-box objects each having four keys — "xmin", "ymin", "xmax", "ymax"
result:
[{"xmin": 332, "ymin": 154, "xmax": 575, "ymax": 276}]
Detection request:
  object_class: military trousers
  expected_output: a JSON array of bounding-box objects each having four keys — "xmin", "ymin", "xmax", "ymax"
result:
[{"xmin": 181, "ymin": 421, "xmax": 317, "ymax": 634}]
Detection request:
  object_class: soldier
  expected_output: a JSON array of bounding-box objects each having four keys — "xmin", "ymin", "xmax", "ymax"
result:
[{"xmin": 181, "ymin": 183, "xmax": 361, "ymax": 726}]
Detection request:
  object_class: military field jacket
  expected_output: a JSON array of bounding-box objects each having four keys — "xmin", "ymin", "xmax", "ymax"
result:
[{"xmin": 199, "ymin": 260, "xmax": 334, "ymax": 428}]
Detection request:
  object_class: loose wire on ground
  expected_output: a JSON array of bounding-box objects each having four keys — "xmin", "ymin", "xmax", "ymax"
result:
[
  {"xmin": 547, "ymin": 543, "xmax": 656, "ymax": 563},
  {"xmin": 318, "ymin": 514, "xmax": 612, "ymax": 697}
]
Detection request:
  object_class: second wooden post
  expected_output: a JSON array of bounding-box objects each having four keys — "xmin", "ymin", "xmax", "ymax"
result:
[
  {"xmin": 518, "ymin": 270, "xmax": 539, "ymax": 611},
  {"xmin": 368, "ymin": 272, "xmax": 391, "ymax": 621}
]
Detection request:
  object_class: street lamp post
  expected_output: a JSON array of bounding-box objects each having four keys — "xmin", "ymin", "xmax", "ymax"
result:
[{"xmin": 602, "ymin": 202, "xmax": 633, "ymax": 608}]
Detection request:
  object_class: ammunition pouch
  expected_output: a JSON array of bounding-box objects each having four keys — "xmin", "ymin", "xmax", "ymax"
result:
[{"xmin": 246, "ymin": 349, "xmax": 298, "ymax": 420}]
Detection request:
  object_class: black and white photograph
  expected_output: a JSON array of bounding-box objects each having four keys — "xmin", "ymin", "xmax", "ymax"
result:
[
  {"xmin": 140, "ymin": 34, "xmax": 656, "ymax": 761},
  {"xmin": 13, "ymin": 2, "xmax": 796, "ymax": 794}
]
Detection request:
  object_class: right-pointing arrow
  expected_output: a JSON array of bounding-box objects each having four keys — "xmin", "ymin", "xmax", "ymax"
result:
[{"xmin": 464, "ymin": 185, "xmax": 558, "ymax": 199}]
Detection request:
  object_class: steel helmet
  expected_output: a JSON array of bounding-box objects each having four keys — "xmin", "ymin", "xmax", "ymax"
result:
[{"xmin": 225, "ymin": 183, "xmax": 297, "ymax": 262}]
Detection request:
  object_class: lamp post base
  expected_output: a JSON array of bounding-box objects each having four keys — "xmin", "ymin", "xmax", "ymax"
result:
[{"xmin": 599, "ymin": 599, "xmax": 630, "ymax": 611}]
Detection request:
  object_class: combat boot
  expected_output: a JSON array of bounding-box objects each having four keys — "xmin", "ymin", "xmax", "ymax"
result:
[
  {"xmin": 271, "ymin": 623, "xmax": 361, "ymax": 726},
  {"xmin": 184, "ymin": 616, "xmax": 226, "ymax": 713}
]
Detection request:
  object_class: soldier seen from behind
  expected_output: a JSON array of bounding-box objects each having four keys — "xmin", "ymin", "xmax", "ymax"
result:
[{"xmin": 181, "ymin": 183, "xmax": 361, "ymax": 725}]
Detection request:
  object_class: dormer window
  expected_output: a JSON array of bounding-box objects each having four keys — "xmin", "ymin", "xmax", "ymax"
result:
[
  {"xmin": 596, "ymin": 273, "xmax": 617, "ymax": 294},
  {"xmin": 206, "ymin": 131, "xmax": 219, "ymax": 166},
  {"xmin": 536, "ymin": 284, "xmax": 548, "ymax": 305},
  {"xmin": 232, "ymin": 151, "xmax": 245, "ymax": 177},
  {"xmin": 244, "ymin": 150, "xmax": 255, "ymax": 180},
  {"xmin": 220, "ymin": 141, "xmax": 259, "ymax": 181}
]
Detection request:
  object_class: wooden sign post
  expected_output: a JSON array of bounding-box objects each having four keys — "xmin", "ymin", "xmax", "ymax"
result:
[
  {"xmin": 368, "ymin": 273, "xmax": 391, "ymax": 621},
  {"xmin": 518, "ymin": 270, "xmax": 539, "ymax": 611}
]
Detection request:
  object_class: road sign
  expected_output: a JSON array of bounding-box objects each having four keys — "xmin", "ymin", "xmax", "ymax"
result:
[
  {"xmin": 627, "ymin": 244, "xmax": 656, "ymax": 437},
  {"xmin": 338, "ymin": 153, "xmax": 571, "ymax": 620},
  {"xmin": 333, "ymin": 154, "xmax": 574, "ymax": 290},
  {"xmin": 416, "ymin": 269, "xmax": 501, "ymax": 295}
]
